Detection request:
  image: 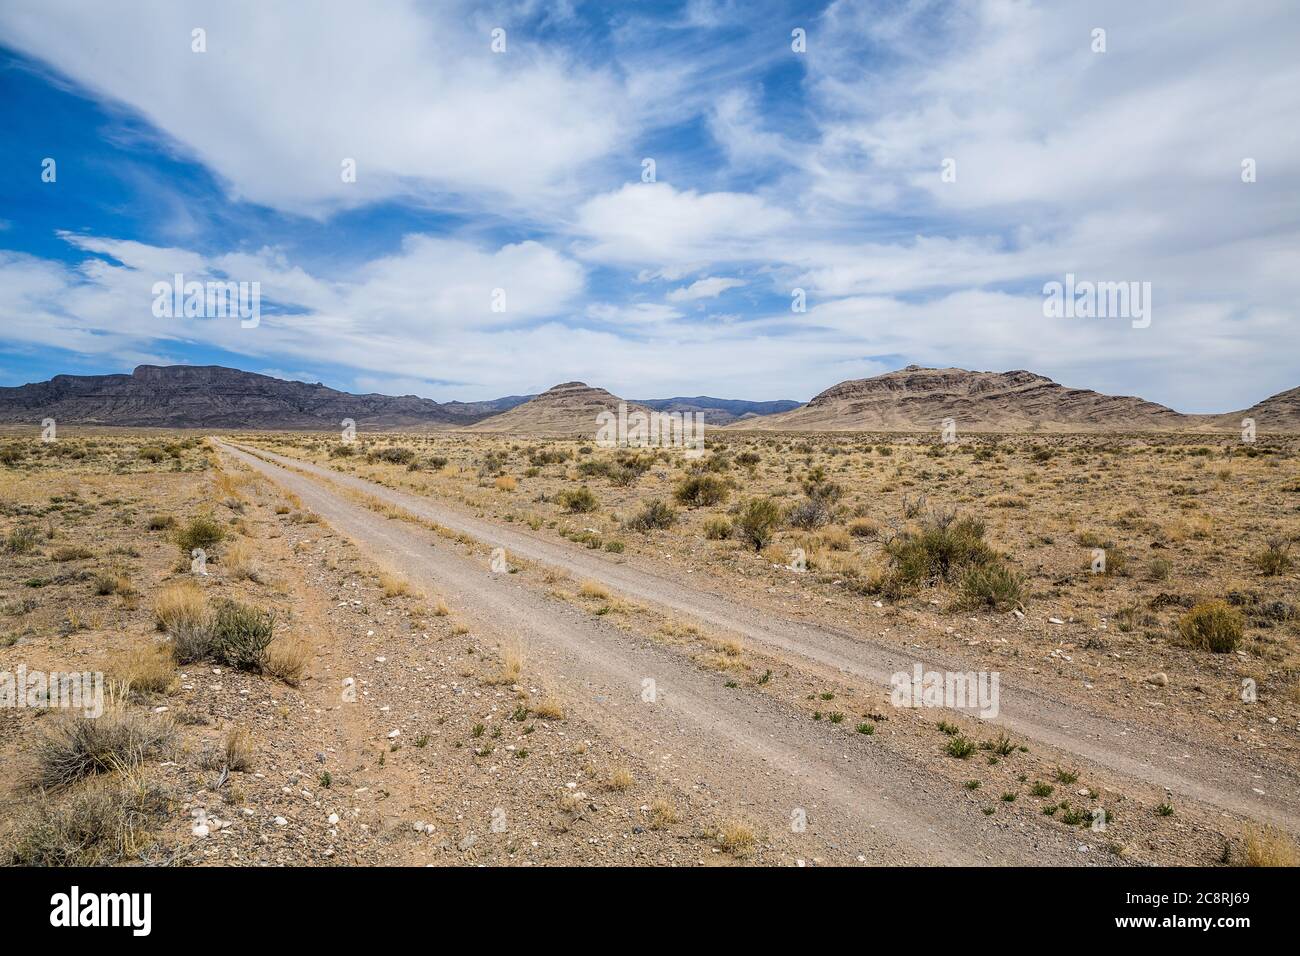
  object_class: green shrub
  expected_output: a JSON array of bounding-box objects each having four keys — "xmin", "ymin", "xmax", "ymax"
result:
[
  {"xmin": 945, "ymin": 735, "xmax": 976, "ymax": 759},
  {"xmin": 703, "ymin": 517, "xmax": 732, "ymax": 540},
  {"xmin": 209, "ymin": 600, "xmax": 276, "ymax": 671},
  {"xmin": 877, "ymin": 509, "xmax": 1008, "ymax": 600},
  {"xmin": 624, "ymin": 499, "xmax": 676, "ymax": 531},
  {"xmin": 1178, "ymin": 600, "xmax": 1243, "ymax": 653},
  {"xmin": 734, "ymin": 498, "xmax": 782, "ymax": 551},
  {"xmin": 558, "ymin": 486, "xmax": 599, "ymax": 513},
  {"xmin": 673, "ymin": 474, "xmax": 729, "ymax": 507},
  {"xmin": 175, "ymin": 515, "xmax": 225, "ymax": 554},
  {"xmin": 369, "ymin": 446, "xmax": 415, "ymax": 465},
  {"xmin": 959, "ymin": 562, "xmax": 1025, "ymax": 610}
]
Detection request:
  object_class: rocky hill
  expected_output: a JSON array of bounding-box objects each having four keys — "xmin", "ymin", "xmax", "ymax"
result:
[
  {"xmin": 467, "ymin": 382, "xmax": 650, "ymax": 436},
  {"xmin": 733, "ymin": 366, "xmax": 1196, "ymax": 432}
]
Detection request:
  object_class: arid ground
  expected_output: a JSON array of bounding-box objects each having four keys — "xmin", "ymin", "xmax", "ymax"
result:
[{"xmin": 2, "ymin": 428, "xmax": 1297, "ymax": 866}]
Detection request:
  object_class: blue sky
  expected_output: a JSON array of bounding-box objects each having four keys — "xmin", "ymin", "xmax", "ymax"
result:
[{"xmin": 1, "ymin": 0, "xmax": 1297, "ymax": 411}]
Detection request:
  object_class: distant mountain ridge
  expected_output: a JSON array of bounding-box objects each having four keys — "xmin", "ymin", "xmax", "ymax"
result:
[
  {"xmin": 0, "ymin": 365, "xmax": 509, "ymax": 429},
  {"xmin": 634, "ymin": 396, "xmax": 800, "ymax": 425},
  {"xmin": 1, "ymin": 364, "xmax": 1294, "ymax": 433}
]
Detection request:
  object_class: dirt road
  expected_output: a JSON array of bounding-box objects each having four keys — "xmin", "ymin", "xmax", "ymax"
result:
[
  {"xmin": 217, "ymin": 440, "xmax": 1300, "ymax": 837},
  {"xmin": 215, "ymin": 439, "xmax": 1115, "ymax": 865}
]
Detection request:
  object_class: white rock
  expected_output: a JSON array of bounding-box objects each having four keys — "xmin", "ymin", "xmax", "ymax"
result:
[
  {"xmin": 328, "ymin": 813, "xmax": 340, "ymax": 825},
  {"xmin": 274, "ymin": 816, "xmax": 288, "ymax": 827}
]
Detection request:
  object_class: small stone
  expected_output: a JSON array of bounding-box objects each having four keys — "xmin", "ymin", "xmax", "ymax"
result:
[
  {"xmin": 274, "ymin": 816, "xmax": 288, "ymax": 827},
  {"xmin": 1146, "ymin": 672, "xmax": 1168, "ymax": 687}
]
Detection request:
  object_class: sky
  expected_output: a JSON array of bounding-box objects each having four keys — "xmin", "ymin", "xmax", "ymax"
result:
[{"xmin": 0, "ymin": 0, "xmax": 1297, "ymax": 412}]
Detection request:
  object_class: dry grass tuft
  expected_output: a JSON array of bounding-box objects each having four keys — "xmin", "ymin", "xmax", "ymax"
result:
[
  {"xmin": 494, "ymin": 475, "xmax": 518, "ymax": 492},
  {"xmin": 379, "ymin": 571, "xmax": 411, "ymax": 598},
  {"xmin": 222, "ymin": 537, "xmax": 261, "ymax": 581},
  {"xmin": 263, "ymin": 635, "xmax": 310, "ymax": 685},
  {"xmin": 112, "ymin": 642, "xmax": 177, "ymax": 696},
  {"xmin": 578, "ymin": 579, "xmax": 610, "ymax": 600},
  {"xmin": 1243, "ymin": 825, "xmax": 1299, "ymax": 867},
  {"xmin": 203, "ymin": 725, "xmax": 253, "ymax": 772},
  {"xmin": 34, "ymin": 708, "xmax": 176, "ymax": 790},
  {"xmin": 533, "ymin": 697, "xmax": 565, "ymax": 720},
  {"xmin": 608, "ymin": 767, "xmax": 634, "ymax": 791},
  {"xmin": 153, "ymin": 579, "xmax": 208, "ymax": 633},
  {"xmin": 649, "ymin": 797, "xmax": 679, "ymax": 829},
  {"xmin": 717, "ymin": 819, "xmax": 757, "ymax": 856},
  {"xmin": 3, "ymin": 773, "xmax": 170, "ymax": 865}
]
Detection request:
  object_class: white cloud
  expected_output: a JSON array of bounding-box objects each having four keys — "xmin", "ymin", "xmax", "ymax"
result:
[
  {"xmin": 667, "ymin": 276, "xmax": 746, "ymax": 302},
  {"xmin": 573, "ymin": 183, "xmax": 790, "ymax": 271},
  {"xmin": 0, "ymin": 0, "xmax": 630, "ymax": 217}
]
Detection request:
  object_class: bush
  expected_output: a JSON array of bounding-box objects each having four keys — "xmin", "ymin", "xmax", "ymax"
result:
[
  {"xmin": 176, "ymin": 515, "xmax": 225, "ymax": 554},
  {"xmin": 1252, "ymin": 538, "xmax": 1293, "ymax": 576},
  {"xmin": 5, "ymin": 779, "xmax": 170, "ymax": 865},
  {"xmin": 137, "ymin": 446, "xmax": 167, "ymax": 463},
  {"xmin": 51, "ymin": 545, "xmax": 93, "ymax": 562},
  {"xmin": 170, "ymin": 619, "xmax": 216, "ymax": 664},
  {"xmin": 848, "ymin": 517, "xmax": 879, "ymax": 538},
  {"xmin": 370, "ymin": 446, "xmax": 415, "ymax": 465},
  {"xmin": 787, "ymin": 497, "xmax": 832, "ymax": 530},
  {"xmin": 674, "ymin": 474, "xmax": 729, "ymax": 507},
  {"xmin": 92, "ymin": 569, "xmax": 133, "ymax": 597},
  {"xmin": 558, "ymin": 487, "xmax": 599, "ymax": 513},
  {"xmin": 329, "ymin": 443, "xmax": 356, "ymax": 457},
  {"xmin": 883, "ymin": 511, "xmax": 995, "ymax": 589},
  {"xmin": 5, "ymin": 524, "xmax": 42, "ymax": 554},
  {"xmin": 209, "ymin": 600, "xmax": 277, "ymax": 671},
  {"xmin": 959, "ymin": 563, "xmax": 1025, "ymax": 611},
  {"xmin": 625, "ymin": 499, "xmax": 676, "ymax": 532},
  {"xmin": 34, "ymin": 709, "xmax": 176, "ymax": 790},
  {"xmin": 734, "ymin": 498, "xmax": 782, "ymax": 551},
  {"xmin": 1178, "ymin": 600, "xmax": 1243, "ymax": 653},
  {"xmin": 146, "ymin": 514, "xmax": 176, "ymax": 531},
  {"xmin": 703, "ymin": 517, "xmax": 732, "ymax": 540}
]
